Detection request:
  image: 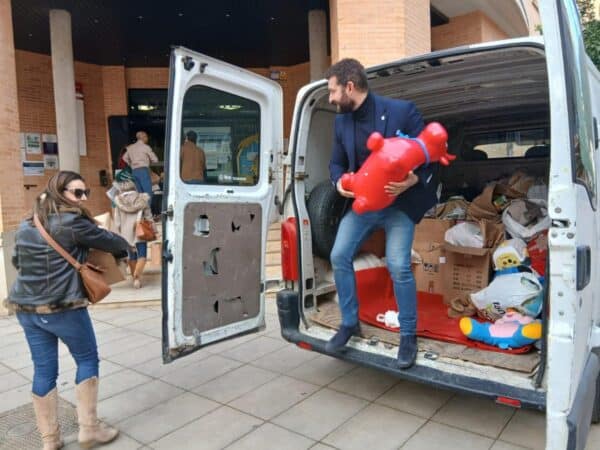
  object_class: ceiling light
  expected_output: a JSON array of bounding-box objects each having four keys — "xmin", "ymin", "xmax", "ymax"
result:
[
  {"xmin": 219, "ymin": 104, "xmax": 242, "ymax": 111},
  {"xmin": 137, "ymin": 15, "xmax": 144, "ymax": 20},
  {"xmin": 225, "ymin": 13, "xmax": 231, "ymax": 18},
  {"xmin": 137, "ymin": 104, "xmax": 156, "ymax": 111},
  {"xmin": 178, "ymin": 12, "xmax": 184, "ymax": 17}
]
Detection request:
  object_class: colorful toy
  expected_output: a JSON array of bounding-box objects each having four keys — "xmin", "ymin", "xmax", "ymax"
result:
[
  {"xmin": 459, "ymin": 312, "xmax": 541, "ymax": 349},
  {"xmin": 340, "ymin": 122, "xmax": 455, "ymax": 214},
  {"xmin": 493, "ymin": 238, "xmax": 528, "ymax": 271}
]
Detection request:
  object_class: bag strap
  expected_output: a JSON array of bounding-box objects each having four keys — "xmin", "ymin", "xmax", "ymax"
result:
[{"xmin": 33, "ymin": 214, "xmax": 82, "ymax": 271}]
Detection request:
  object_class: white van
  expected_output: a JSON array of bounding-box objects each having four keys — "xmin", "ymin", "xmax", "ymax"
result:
[{"xmin": 162, "ymin": 1, "xmax": 600, "ymax": 449}]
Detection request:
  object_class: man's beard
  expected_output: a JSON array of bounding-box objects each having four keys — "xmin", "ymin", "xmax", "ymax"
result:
[{"xmin": 336, "ymin": 93, "xmax": 355, "ymax": 113}]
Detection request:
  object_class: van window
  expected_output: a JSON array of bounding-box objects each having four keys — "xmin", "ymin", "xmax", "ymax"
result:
[
  {"xmin": 179, "ymin": 85, "xmax": 261, "ymax": 186},
  {"xmin": 462, "ymin": 128, "xmax": 549, "ymax": 160},
  {"xmin": 560, "ymin": 0, "xmax": 596, "ymax": 205}
]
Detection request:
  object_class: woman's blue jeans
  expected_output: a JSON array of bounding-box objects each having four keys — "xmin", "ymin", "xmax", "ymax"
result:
[
  {"xmin": 330, "ymin": 207, "xmax": 417, "ymax": 335},
  {"xmin": 17, "ymin": 308, "xmax": 99, "ymax": 396}
]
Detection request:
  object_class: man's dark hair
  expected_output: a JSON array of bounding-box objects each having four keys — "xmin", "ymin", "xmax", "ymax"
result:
[
  {"xmin": 324, "ymin": 58, "xmax": 368, "ymax": 91},
  {"xmin": 186, "ymin": 130, "xmax": 197, "ymax": 144}
]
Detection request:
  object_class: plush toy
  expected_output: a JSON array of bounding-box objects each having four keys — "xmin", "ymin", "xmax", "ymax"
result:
[
  {"xmin": 493, "ymin": 238, "xmax": 528, "ymax": 271},
  {"xmin": 459, "ymin": 312, "xmax": 541, "ymax": 349},
  {"xmin": 341, "ymin": 122, "xmax": 455, "ymax": 214}
]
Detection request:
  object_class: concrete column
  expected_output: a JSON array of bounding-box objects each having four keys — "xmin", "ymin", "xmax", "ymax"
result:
[
  {"xmin": 329, "ymin": 0, "xmax": 430, "ymax": 66},
  {"xmin": 50, "ymin": 9, "xmax": 79, "ymax": 172},
  {"xmin": 0, "ymin": 0, "xmax": 25, "ymax": 314},
  {"xmin": 308, "ymin": 9, "xmax": 328, "ymax": 81}
]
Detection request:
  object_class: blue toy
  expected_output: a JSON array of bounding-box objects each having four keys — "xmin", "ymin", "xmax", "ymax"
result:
[{"xmin": 459, "ymin": 312, "xmax": 541, "ymax": 349}]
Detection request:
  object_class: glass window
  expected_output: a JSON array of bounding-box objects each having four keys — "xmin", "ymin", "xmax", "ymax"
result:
[
  {"xmin": 179, "ymin": 85, "xmax": 261, "ymax": 186},
  {"xmin": 560, "ymin": 0, "xmax": 596, "ymax": 206},
  {"xmin": 463, "ymin": 129, "xmax": 549, "ymax": 159}
]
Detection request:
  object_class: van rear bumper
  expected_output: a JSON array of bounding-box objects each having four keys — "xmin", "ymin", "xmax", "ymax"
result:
[{"xmin": 277, "ymin": 289, "xmax": 546, "ymax": 411}]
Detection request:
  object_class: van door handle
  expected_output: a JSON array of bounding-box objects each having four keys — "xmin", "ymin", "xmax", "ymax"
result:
[{"xmin": 577, "ymin": 245, "xmax": 591, "ymax": 290}]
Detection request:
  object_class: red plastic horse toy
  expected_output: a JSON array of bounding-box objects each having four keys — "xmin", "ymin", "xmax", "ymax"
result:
[{"xmin": 341, "ymin": 122, "xmax": 454, "ymax": 214}]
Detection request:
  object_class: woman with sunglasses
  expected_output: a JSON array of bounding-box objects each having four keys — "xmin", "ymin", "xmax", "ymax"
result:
[{"xmin": 6, "ymin": 171, "xmax": 130, "ymax": 449}]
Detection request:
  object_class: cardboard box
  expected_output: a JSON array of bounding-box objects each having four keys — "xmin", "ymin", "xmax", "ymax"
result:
[
  {"xmin": 413, "ymin": 243, "xmax": 447, "ymax": 294},
  {"xmin": 414, "ymin": 218, "xmax": 455, "ymax": 245},
  {"xmin": 412, "ymin": 218, "xmax": 454, "ymax": 295},
  {"xmin": 443, "ymin": 244, "xmax": 492, "ymax": 300}
]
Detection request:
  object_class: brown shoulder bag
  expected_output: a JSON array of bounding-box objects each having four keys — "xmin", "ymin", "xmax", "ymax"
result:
[{"xmin": 33, "ymin": 214, "xmax": 111, "ymax": 303}]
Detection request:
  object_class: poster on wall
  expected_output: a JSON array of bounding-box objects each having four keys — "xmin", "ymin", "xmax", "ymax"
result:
[
  {"xmin": 25, "ymin": 133, "xmax": 42, "ymax": 154},
  {"xmin": 23, "ymin": 161, "xmax": 44, "ymax": 176},
  {"xmin": 43, "ymin": 155, "xmax": 59, "ymax": 170},
  {"xmin": 42, "ymin": 134, "xmax": 58, "ymax": 155}
]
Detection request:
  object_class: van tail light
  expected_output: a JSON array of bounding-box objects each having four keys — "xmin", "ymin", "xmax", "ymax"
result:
[
  {"xmin": 496, "ymin": 396, "xmax": 522, "ymax": 408},
  {"xmin": 297, "ymin": 341, "xmax": 313, "ymax": 351},
  {"xmin": 281, "ymin": 218, "xmax": 299, "ymax": 281}
]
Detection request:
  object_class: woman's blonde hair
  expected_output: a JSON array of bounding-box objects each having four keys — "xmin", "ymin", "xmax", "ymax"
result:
[{"xmin": 32, "ymin": 171, "xmax": 94, "ymax": 228}]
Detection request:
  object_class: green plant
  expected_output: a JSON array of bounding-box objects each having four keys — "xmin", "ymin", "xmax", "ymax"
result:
[{"xmin": 575, "ymin": 0, "xmax": 600, "ymax": 69}]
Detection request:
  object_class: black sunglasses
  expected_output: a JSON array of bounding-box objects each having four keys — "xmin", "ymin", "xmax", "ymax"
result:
[{"xmin": 64, "ymin": 188, "xmax": 90, "ymax": 199}]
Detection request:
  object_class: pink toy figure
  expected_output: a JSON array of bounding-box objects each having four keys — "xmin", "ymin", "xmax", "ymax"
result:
[
  {"xmin": 459, "ymin": 311, "xmax": 541, "ymax": 350},
  {"xmin": 340, "ymin": 122, "xmax": 454, "ymax": 214}
]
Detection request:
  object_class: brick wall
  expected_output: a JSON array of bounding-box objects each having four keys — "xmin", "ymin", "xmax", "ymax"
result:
[
  {"xmin": 126, "ymin": 67, "xmax": 169, "ymax": 89},
  {"xmin": 15, "ymin": 50, "xmax": 112, "ymax": 216},
  {"xmin": 431, "ymin": 11, "xmax": 509, "ymax": 51},
  {"xmin": 329, "ymin": 0, "xmax": 430, "ymax": 67},
  {"xmin": 0, "ymin": 0, "xmax": 26, "ymax": 232}
]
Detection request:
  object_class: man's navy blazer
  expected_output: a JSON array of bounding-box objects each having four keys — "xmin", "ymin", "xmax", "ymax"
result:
[{"xmin": 328, "ymin": 93, "xmax": 438, "ymax": 224}]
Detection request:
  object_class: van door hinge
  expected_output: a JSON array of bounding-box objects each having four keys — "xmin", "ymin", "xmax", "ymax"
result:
[
  {"xmin": 161, "ymin": 205, "xmax": 174, "ymax": 220},
  {"xmin": 294, "ymin": 172, "xmax": 307, "ymax": 180},
  {"xmin": 162, "ymin": 241, "xmax": 173, "ymax": 263},
  {"xmin": 181, "ymin": 56, "xmax": 195, "ymax": 71}
]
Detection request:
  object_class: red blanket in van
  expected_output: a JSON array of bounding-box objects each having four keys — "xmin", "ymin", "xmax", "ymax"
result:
[{"xmin": 355, "ymin": 267, "xmax": 532, "ymax": 354}]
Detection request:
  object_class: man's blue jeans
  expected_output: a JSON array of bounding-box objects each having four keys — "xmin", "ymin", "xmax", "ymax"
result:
[
  {"xmin": 330, "ymin": 207, "xmax": 416, "ymax": 335},
  {"xmin": 17, "ymin": 308, "xmax": 99, "ymax": 396}
]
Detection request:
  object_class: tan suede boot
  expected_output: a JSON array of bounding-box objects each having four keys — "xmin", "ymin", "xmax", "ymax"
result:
[
  {"xmin": 75, "ymin": 377, "xmax": 118, "ymax": 448},
  {"xmin": 32, "ymin": 388, "xmax": 63, "ymax": 450},
  {"xmin": 133, "ymin": 257, "xmax": 146, "ymax": 289}
]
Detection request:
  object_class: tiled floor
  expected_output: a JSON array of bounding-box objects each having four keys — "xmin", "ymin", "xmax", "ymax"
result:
[{"xmin": 1, "ymin": 301, "xmax": 599, "ymax": 450}]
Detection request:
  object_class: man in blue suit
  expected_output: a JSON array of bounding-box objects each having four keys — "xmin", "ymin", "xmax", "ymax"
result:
[{"xmin": 324, "ymin": 58, "xmax": 437, "ymax": 369}]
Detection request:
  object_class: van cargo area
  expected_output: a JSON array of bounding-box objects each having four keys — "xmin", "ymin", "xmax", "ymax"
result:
[{"xmin": 285, "ymin": 43, "xmax": 551, "ymax": 402}]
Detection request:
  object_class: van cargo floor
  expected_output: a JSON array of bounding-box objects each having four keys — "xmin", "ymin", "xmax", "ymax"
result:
[{"xmin": 310, "ymin": 300, "xmax": 540, "ymax": 374}]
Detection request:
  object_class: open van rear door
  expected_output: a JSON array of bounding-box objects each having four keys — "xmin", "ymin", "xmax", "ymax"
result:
[
  {"xmin": 540, "ymin": 1, "xmax": 600, "ymax": 449},
  {"xmin": 162, "ymin": 47, "xmax": 283, "ymax": 362}
]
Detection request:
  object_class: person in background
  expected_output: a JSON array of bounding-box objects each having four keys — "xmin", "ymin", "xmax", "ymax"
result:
[
  {"xmin": 123, "ymin": 131, "xmax": 159, "ymax": 198},
  {"xmin": 111, "ymin": 180, "xmax": 154, "ymax": 289},
  {"xmin": 180, "ymin": 130, "xmax": 206, "ymax": 183},
  {"xmin": 6, "ymin": 171, "xmax": 130, "ymax": 449}
]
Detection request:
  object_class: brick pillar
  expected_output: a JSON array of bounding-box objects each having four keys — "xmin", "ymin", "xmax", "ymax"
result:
[
  {"xmin": 101, "ymin": 66, "xmax": 128, "ymax": 173},
  {"xmin": 0, "ymin": 0, "xmax": 26, "ymax": 314},
  {"xmin": 329, "ymin": 0, "xmax": 430, "ymax": 67}
]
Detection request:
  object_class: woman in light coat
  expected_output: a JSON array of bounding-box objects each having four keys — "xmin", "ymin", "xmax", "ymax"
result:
[{"xmin": 111, "ymin": 180, "xmax": 154, "ymax": 288}]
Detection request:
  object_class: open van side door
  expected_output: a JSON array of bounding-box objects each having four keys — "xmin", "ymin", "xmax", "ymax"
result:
[
  {"xmin": 539, "ymin": 1, "xmax": 600, "ymax": 449},
  {"xmin": 162, "ymin": 47, "xmax": 283, "ymax": 363}
]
